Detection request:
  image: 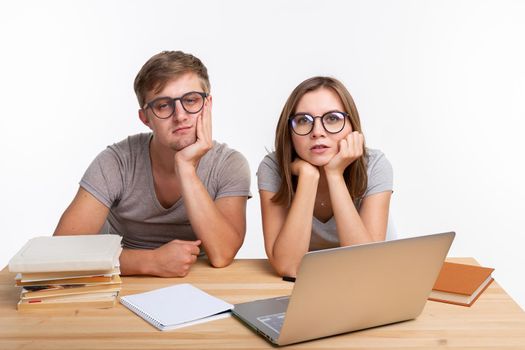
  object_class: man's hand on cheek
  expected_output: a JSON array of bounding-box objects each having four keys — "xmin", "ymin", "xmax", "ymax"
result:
[{"xmin": 174, "ymin": 100, "xmax": 213, "ymax": 172}]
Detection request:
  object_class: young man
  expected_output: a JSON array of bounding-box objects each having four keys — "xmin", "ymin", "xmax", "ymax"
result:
[{"xmin": 54, "ymin": 51, "xmax": 251, "ymax": 277}]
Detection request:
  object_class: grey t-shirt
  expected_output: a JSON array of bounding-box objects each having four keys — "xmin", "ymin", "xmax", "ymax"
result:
[
  {"xmin": 80, "ymin": 133, "xmax": 251, "ymax": 250},
  {"xmin": 256, "ymin": 148, "xmax": 393, "ymax": 251}
]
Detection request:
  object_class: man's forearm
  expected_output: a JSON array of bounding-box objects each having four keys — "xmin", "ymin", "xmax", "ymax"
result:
[
  {"xmin": 177, "ymin": 165, "xmax": 243, "ymax": 267},
  {"xmin": 119, "ymin": 248, "xmax": 156, "ymax": 276}
]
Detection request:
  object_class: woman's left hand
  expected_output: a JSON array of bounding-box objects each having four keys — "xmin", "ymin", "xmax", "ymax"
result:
[{"xmin": 323, "ymin": 131, "xmax": 364, "ymax": 175}]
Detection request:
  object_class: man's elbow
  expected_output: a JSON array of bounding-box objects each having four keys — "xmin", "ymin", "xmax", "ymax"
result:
[
  {"xmin": 208, "ymin": 245, "xmax": 241, "ymax": 268},
  {"xmin": 207, "ymin": 229, "xmax": 244, "ymax": 268},
  {"xmin": 209, "ymin": 254, "xmax": 235, "ymax": 268}
]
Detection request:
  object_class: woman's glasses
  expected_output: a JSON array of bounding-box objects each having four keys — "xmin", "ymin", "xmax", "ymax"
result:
[{"xmin": 289, "ymin": 111, "xmax": 348, "ymax": 136}]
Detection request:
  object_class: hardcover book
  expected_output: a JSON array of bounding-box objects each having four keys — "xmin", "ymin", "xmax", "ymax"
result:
[
  {"xmin": 428, "ymin": 262, "xmax": 494, "ymax": 307},
  {"xmin": 8, "ymin": 235, "xmax": 122, "ymax": 273}
]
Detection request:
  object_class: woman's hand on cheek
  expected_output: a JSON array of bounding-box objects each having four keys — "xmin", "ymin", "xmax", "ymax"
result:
[
  {"xmin": 291, "ymin": 158, "xmax": 319, "ymax": 178},
  {"xmin": 324, "ymin": 131, "xmax": 364, "ymax": 175}
]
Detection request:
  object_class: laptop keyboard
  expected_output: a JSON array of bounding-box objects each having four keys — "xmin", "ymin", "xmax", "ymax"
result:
[{"xmin": 257, "ymin": 312, "xmax": 286, "ymax": 334}]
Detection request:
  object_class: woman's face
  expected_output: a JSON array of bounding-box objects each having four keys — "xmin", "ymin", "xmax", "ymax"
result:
[{"xmin": 291, "ymin": 87, "xmax": 353, "ymax": 166}]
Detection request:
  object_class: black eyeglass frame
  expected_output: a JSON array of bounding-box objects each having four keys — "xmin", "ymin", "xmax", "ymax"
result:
[
  {"xmin": 143, "ymin": 91, "xmax": 209, "ymax": 119},
  {"xmin": 288, "ymin": 111, "xmax": 349, "ymax": 136}
]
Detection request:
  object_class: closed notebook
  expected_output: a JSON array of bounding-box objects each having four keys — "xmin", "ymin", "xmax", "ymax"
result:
[
  {"xmin": 120, "ymin": 283, "xmax": 233, "ymax": 331},
  {"xmin": 428, "ymin": 262, "xmax": 494, "ymax": 307},
  {"xmin": 8, "ymin": 235, "xmax": 122, "ymax": 273}
]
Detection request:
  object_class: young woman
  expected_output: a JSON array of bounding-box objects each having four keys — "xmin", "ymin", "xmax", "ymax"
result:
[{"xmin": 257, "ymin": 76, "xmax": 393, "ymax": 277}]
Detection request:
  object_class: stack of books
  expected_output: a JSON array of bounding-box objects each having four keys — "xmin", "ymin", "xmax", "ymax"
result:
[{"xmin": 8, "ymin": 235, "xmax": 123, "ymax": 311}]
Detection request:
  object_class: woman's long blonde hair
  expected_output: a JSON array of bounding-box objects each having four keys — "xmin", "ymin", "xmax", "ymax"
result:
[{"xmin": 272, "ymin": 76, "xmax": 368, "ymax": 206}]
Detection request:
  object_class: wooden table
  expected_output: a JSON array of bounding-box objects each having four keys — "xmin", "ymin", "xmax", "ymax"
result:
[{"xmin": 1, "ymin": 258, "xmax": 524, "ymax": 349}]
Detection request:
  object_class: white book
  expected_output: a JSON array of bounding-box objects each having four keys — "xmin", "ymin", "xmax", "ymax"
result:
[
  {"xmin": 8, "ymin": 235, "xmax": 122, "ymax": 273},
  {"xmin": 120, "ymin": 284, "xmax": 233, "ymax": 331}
]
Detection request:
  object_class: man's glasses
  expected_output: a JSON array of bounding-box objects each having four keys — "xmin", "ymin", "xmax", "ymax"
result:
[
  {"xmin": 143, "ymin": 91, "xmax": 208, "ymax": 119},
  {"xmin": 289, "ymin": 111, "xmax": 349, "ymax": 136}
]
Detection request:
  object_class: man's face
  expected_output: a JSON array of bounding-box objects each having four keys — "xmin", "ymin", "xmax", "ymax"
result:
[{"xmin": 140, "ymin": 72, "xmax": 206, "ymax": 151}]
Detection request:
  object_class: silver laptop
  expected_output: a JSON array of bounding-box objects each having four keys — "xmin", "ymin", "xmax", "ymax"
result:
[{"xmin": 232, "ymin": 231, "xmax": 455, "ymax": 346}]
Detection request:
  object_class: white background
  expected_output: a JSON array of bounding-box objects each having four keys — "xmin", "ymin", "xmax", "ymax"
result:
[{"xmin": 1, "ymin": 0, "xmax": 524, "ymax": 309}]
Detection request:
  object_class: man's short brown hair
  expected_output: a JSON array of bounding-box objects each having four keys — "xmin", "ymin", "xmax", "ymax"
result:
[{"xmin": 134, "ymin": 51, "xmax": 210, "ymax": 108}]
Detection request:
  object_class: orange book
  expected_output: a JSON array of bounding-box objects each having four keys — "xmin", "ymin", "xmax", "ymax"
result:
[
  {"xmin": 428, "ymin": 262, "xmax": 494, "ymax": 307},
  {"xmin": 17, "ymin": 293, "xmax": 117, "ymax": 310}
]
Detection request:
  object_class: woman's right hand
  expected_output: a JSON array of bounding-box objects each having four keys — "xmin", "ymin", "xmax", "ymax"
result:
[{"xmin": 291, "ymin": 158, "xmax": 319, "ymax": 178}]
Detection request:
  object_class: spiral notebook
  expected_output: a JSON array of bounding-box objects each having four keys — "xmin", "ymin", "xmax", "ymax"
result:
[{"xmin": 120, "ymin": 283, "xmax": 233, "ymax": 331}]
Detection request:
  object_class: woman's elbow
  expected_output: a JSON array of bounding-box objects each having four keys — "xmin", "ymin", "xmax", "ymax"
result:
[{"xmin": 269, "ymin": 258, "xmax": 299, "ymax": 278}]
